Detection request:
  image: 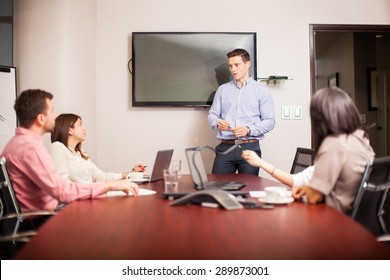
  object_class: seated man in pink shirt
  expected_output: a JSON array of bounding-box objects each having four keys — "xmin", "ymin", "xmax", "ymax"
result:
[{"xmin": 1, "ymin": 89, "xmax": 138, "ymax": 213}]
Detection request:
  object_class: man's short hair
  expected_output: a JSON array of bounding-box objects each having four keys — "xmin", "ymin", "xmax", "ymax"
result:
[
  {"xmin": 14, "ymin": 89, "xmax": 53, "ymax": 128},
  {"xmin": 227, "ymin": 48, "xmax": 250, "ymax": 63}
]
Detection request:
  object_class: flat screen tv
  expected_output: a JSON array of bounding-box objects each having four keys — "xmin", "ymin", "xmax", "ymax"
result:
[{"xmin": 131, "ymin": 32, "xmax": 257, "ymax": 107}]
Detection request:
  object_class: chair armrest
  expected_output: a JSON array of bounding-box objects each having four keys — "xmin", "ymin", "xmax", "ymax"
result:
[
  {"xmin": 21, "ymin": 210, "xmax": 57, "ymax": 217},
  {"xmin": 0, "ymin": 230, "xmax": 37, "ymax": 243},
  {"xmin": 377, "ymin": 235, "xmax": 390, "ymax": 242},
  {"xmin": 0, "ymin": 210, "xmax": 56, "ymax": 221}
]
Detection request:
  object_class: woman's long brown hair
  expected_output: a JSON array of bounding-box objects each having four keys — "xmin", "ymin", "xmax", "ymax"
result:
[
  {"xmin": 310, "ymin": 87, "xmax": 362, "ymax": 150},
  {"xmin": 51, "ymin": 113, "xmax": 89, "ymax": 160}
]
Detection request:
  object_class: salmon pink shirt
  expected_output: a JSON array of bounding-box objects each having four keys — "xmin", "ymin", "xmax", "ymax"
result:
[{"xmin": 1, "ymin": 128, "xmax": 106, "ymax": 212}]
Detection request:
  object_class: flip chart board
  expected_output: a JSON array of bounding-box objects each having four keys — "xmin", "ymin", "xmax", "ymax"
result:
[{"xmin": 0, "ymin": 66, "xmax": 17, "ymax": 151}]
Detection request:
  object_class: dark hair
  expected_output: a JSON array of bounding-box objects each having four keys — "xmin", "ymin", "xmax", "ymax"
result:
[
  {"xmin": 310, "ymin": 87, "xmax": 362, "ymax": 149},
  {"xmin": 14, "ymin": 89, "xmax": 53, "ymax": 128},
  {"xmin": 51, "ymin": 113, "xmax": 89, "ymax": 160},
  {"xmin": 227, "ymin": 48, "xmax": 250, "ymax": 63}
]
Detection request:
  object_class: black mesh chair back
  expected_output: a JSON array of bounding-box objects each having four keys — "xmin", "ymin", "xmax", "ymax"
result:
[
  {"xmin": 350, "ymin": 156, "xmax": 390, "ymax": 236},
  {"xmin": 1, "ymin": 157, "xmax": 29, "ymax": 237},
  {"xmin": 290, "ymin": 147, "xmax": 315, "ymax": 174},
  {"xmin": 0, "ymin": 191, "xmax": 3, "ymax": 218},
  {"xmin": 0, "ymin": 156, "xmax": 56, "ymax": 231},
  {"xmin": 0, "ymin": 157, "xmax": 57, "ymax": 258},
  {"xmin": 0, "ymin": 157, "xmax": 20, "ymax": 218}
]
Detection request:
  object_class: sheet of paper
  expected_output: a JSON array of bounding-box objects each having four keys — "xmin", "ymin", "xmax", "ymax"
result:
[
  {"xmin": 107, "ymin": 188, "xmax": 156, "ymax": 197},
  {"xmin": 249, "ymin": 191, "xmax": 266, "ymax": 198}
]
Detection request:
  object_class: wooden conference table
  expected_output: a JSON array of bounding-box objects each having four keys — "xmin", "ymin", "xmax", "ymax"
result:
[{"xmin": 15, "ymin": 174, "xmax": 390, "ymax": 260}]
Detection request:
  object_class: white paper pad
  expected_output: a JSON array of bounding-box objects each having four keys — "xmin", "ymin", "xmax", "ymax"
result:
[{"xmin": 107, "ymin": 188, "xmax": 156, "ymax": 197}]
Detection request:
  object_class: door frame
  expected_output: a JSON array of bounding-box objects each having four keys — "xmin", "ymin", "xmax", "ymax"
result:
[
  {"xmin": 309, "ymin": 24, "xmax": 390, "ymax": 95},
  {"xmin": 309, "ymin": 24, "xmax": 390, "ymax": 149}
]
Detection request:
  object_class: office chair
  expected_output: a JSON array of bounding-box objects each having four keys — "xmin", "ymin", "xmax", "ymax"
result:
[
  {"xmin": 0, "ymin": 156, "xmax": 59, "ymax": 258},
  {"xmin": 0, "ymin": 157, "xmax": 56, "ymax": 237},
  {"xmin": 290, "ymin": 147, "xmax": 315, "ymax": 174},
  {"xmin": 350, "ymin": 156, "xmax": 390, "ymax": 244},
  {"xmin": 0, "ymin": 227, "xmax": 37, "ymax": 259}
]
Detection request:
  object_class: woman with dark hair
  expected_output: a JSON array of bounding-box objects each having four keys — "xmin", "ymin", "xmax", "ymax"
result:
[
  {"xmin": 243, "ymin": 87, "xmax": 375, "ymax": 214},
  {"xmin": 293, "ymin": 87, "xmax": 374, "ymax": 213},
  {"xmin": 50, "ymin": 113, "xmax": 143, "ymax": 184}
]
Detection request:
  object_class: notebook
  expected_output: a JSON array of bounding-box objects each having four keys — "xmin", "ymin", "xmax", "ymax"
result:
[
  {"xmin": 131, "ymin": 149, "xmax": 174, "ymax": 183},
  {"xmin": 185, "ymin": 147, "xmax": 245, "ymax": 191}
]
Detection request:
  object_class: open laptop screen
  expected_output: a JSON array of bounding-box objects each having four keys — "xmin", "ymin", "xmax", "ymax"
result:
[
  {"xmin": 185, "ymin": 147, "xmax": 209, "ymax": 186},
  {"xmin": 184, "ymin": 147, "xmax": 246, "ymax": 191},
  {"xmin": 149, "ymin": 149, "xmax": 174, "ymax": 182}
]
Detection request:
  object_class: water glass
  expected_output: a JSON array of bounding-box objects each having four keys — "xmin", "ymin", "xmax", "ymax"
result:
[
  {"xmin": 163, "ymin": 169, "xmax": 179, "ymax": 193},
  {"xmin": 171, "ymin": 160, "xmax": 182, "ymax": 177}
]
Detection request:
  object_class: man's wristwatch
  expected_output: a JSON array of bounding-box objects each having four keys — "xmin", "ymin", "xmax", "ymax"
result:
[{"xmin": 246, "ymin": 126, "xmax": 251, "ymax": 136}]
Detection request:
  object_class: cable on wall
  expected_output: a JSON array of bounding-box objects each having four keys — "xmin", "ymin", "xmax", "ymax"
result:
[{"xmin": 127, "ymin": 59, "xmax": 132, "ymax": 74}]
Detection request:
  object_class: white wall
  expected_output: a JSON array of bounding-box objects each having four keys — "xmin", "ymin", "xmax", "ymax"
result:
[
  {"xmin": 13, "ymin": 0, "xmax": 98, "ymax": 156},
  {"xmin": 13, "ymin": 0, "xmax": 390, "ymax": 179}
]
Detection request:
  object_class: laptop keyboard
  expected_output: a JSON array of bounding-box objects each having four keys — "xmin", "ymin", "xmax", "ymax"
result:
[{"xmin": 203, "ymin": 181, "xmax": 245, "ymax": 190}]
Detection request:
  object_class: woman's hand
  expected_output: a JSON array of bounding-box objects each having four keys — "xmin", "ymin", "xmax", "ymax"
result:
[
  {"xmin": 292, "ymin": 186, "xmax": 324, "ymax": 204},
  {"xmin": 242, "ymin": 150, "xmax": 262, "ymax": 167},
  {"xmin": 292, "ymin": 186, "xmax": 307, "ymax": 199},
  {"xmin": 132, "ymin": 164, "xmax": 146, "ymax": 172}
]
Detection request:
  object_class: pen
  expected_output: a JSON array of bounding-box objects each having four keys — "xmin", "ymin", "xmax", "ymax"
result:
[{"xmin": 132, "ymin": 165, "xmax": 147, "ymax": 172}]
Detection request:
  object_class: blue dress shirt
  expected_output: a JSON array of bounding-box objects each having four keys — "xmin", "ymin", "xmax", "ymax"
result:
[{"xmin": 207, "ymin": 77, "xmax": 275, "ymax": 140}]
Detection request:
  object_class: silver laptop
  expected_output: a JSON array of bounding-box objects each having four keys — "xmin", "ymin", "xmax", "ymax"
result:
[
  {"xmin": 135, "ymin": 149, "xmax": 174, "ymax": 183},
  {"xmin": 185, "ymin": 147, "xmax": 245, "ymax": 190}
]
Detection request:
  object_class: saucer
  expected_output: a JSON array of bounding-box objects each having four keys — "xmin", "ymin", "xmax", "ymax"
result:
[
  {"xmin": 129, "ymin": 178, "xmax": 149, "ymax": 184},
  {"xmin": 249, "ymin": 190, "xmax": 292, "ymax": 198},
  {"xmin": 258, "ymin": 197, "xmax": 294, "ymax": 204}
]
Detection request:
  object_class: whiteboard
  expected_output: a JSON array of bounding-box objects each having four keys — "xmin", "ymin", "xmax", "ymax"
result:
[{"xmin": 0, "ymin": 66, "xmax": 17, "ymax": 152}]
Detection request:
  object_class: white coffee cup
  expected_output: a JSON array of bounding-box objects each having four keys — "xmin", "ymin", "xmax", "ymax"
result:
[
  {"xmin": 265, "ymin": 186, "xmax": 288, "ymax": 201},
  {"xmin": 127, "ymin": 172, "xmax": 144, "ymax": 181}
]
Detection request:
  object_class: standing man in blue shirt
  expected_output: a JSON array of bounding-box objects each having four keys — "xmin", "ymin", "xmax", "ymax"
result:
[{"xmin": 208, "ymin": 49, "xmax": 275, "ymax": 175}]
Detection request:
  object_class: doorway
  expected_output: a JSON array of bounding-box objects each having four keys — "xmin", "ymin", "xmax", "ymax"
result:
[{"xmin": 309, "ymin": 24, "xmax": 390, "ymax": 157}]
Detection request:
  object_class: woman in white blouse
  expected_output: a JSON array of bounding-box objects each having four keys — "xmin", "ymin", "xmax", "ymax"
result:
[{"xmin": 50, "ymin": 113, "xmax": 143, "ymax": 184}]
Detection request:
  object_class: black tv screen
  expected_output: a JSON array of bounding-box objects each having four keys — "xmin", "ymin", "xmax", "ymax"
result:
[{"xmin": 131, "ymin": 32, "xmax": 257, "ymax": 107}]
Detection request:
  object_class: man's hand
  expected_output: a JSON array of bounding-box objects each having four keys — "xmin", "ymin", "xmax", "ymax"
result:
[
  {"xmin": 231, "ymin": 125, "xmax": 249, "ymax": 138},
  {"xmin": 105, "ymin": 180, "xmax": 139, "ymax": 196},
  {"xmin": 217, "ymin": 119, "xmax": 231, "ymax": 131}
]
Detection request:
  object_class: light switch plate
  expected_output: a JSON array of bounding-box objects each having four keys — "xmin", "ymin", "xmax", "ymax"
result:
[
  {"xmin": 360, "ymin": 114, "xmax": 366, "ymax": 123},
  {"xmin": 292, "ymin": 106, "xmax": 302, "ymax": 119},
  {"xmin": 282, "ymin": 106, "xmax": 292, "ymax": 119}
]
